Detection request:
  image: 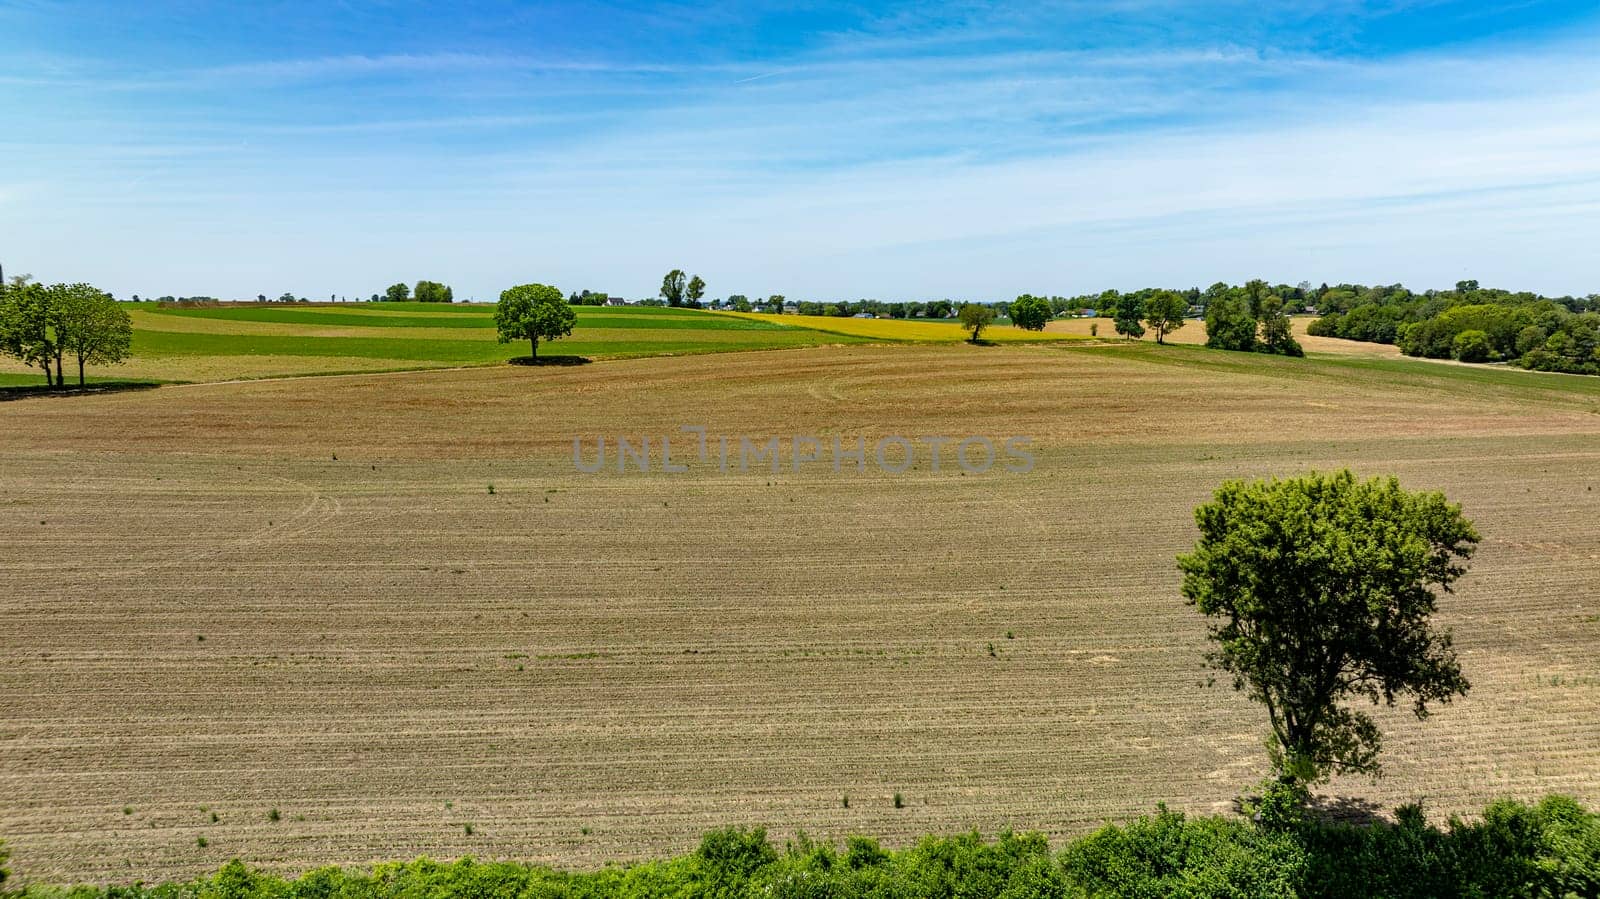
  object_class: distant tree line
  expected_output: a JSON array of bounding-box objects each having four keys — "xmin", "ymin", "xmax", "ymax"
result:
[
  {"xmin": 0, "ymin": 275, "xmax": 133, "ymax": 385},
  {"xmin": 1305, "ymin": 280, "xmax": 1600, "ymax": 374}
]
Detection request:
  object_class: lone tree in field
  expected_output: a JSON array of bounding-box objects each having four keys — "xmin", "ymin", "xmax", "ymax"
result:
[
  {"xmin": 958, "ymin": 303, "xmax": 995, "ymax": 342},
  {"xmin": 384, "ymin": 282, "xmax": 410, "ymax": 302},
  {"xmin": 686, "ymin": 274, "xmax": 706, "ymax": 308},
  {"xmin": 1113, "ymin": 292, "xmax": 1145, "ymax": 339},
  {"xmin": 496, "ymin": 283, "xmax": 575, "ymax": 359},
  {"xmin": 660, "ymin": 269, "xmax": 687, "ymax": 307},
  {"xmin": 57, "ymin": 283, "xmax": 132, "ymax": 385},
  {"xmin": 1144, "ymin": 290, "xmax": 1188, "ymax": 344},
  {"xmin": 1009, "ymin": 294, "xmax": 1052, "ymax": 331},
  {"xmin": 1178, "ymin": 470, "xmax": 1477, "ymax": 787}
]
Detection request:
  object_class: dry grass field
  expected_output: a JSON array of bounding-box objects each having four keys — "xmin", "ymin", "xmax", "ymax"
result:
[{"xmin": 2, "ymin": 341, "xmax": 1599, "ymax": 883}]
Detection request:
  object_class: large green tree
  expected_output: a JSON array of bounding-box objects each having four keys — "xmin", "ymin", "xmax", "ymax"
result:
[
  {"xmin": 384, "ymin": 282, "xmax": 410, "ymax": 303},
  {"xmin": 686, "ymin": 274, "xmax": 706, "ymax": 309},
  {"xmin": 1009, "ymin": 294, "xmax": 1052, "ymax": 331},
  {"xmin": 0, "ymin": 278, "xmax": 58, "ymax": 385},
  {"xmin": 495, "ymin": 283, "xmax": 576, "ymax": 358},
  {"xmin": 1205, "ymin": 291, "xmax": 1258, "ymax": 352},
  {"xmin": 958, "ymin": 303, "xmax": 995, "ymax": 342},
  {"xmin": 1257, "ymin": 297, "xmax": 1304, "ymax": 357},
  {"xmin": 56, "ymin": 283, "xmax": 132, "ymax": 385},
  {"xmin": 1113, "ymin": 292, "xmax": 1145, "ymax": 339},
  {"xmin": 660, "ymin": 270, "xmax": 687, "ymax": 307},
  {"xmin": 1178, "ymin": 471, "xmax": 1477, "ymax": 786},
  {"xmin": 413, "ymin": 280, "xmax": 454, "ymax": 303},
  {"xmin": 1144, "ymin": 290, "xmax": 1188, "ymax": 344}
]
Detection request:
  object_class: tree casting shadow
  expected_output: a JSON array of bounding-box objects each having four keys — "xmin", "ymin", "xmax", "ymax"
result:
[
  {"xmin": 508, "ymin": 355, "xmax": 592, "ymax": 367},
  {"xmin": 0, "ymin": 381, "xmax": 162, "ymax": 402}
]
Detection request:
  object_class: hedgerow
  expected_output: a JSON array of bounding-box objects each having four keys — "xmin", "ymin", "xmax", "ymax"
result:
[{"xmin": 7, "ymin": 796, "xmax": 1597, "ymax": 899}]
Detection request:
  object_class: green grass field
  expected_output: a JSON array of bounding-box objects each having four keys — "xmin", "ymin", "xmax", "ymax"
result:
[{"xmin": 0, "ymin": 302, "xmax": 883, "ymax": 383}]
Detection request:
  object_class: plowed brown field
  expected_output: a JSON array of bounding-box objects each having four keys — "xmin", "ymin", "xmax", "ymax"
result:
[{"xmin": 2, "ymin": 342, "xmax": 1598, "ymax": 883}]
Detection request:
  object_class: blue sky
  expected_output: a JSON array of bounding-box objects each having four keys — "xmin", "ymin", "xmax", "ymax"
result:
[{"xmin": 2, "ymin": 0, "xmax": 1599, "ymax": 301}]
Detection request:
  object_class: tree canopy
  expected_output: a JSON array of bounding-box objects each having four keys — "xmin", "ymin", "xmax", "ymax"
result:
[
  {"xmin": 958, "ymin": 303, "xmax": 995, "ymax": 342},
  {"xmin": 1113, "ymin": 292, "xmax": 1145, "ymax": 339},
  {"xmin": 384, "ymin": 283, "xmax": 410, "ymax": 303},
  {"xmin": 56, "ymin": 284, "xmax": 132, "ymax": 384},
  {"xmin": 495, "ymin": 283, "xmax": 576, "ymax": 358},
  {"xmin": 1178, "ymin": 471, "xmax": 1477, "ymax": 785},
  {"xmin": 686, "ymin": 275, "xmax": 706, "ymax": 309},
  {"xmin": 1009, "ymin": 294, "xmax": 1052, "ymax": 331},
  {"xmin": 413, "ymin": 280, "xmax": 453, "ymax": 303},
  {"xmin": 1143, "ymin": 291, "xmax": 1188, "ymax": 344},
  {"xmin": 660, "ymin": 270, "xmax": 687, "ymax": 307}
]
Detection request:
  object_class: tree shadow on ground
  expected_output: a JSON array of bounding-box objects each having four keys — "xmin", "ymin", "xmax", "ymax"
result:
[
  {"xmin": 0, "ymin": 381, "xmax": 163, "ymax": 402},
  {"xmin": 1307, "ymin": 794, "xmax": 1390, "ymax": 826},
  {"xmin": 508, "ymin": 355, "xmax": 592, "ymax": 367}
]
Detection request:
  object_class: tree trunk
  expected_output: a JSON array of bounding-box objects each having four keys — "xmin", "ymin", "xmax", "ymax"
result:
[
  {"xmin": 78, "ymin": 356, "xmax": 85, "ymax": 386},
  {"xmin": 54, "ymin": 352, "xmax": 63, "ymax": 386},
  {"xmin": 530, "ymin": 335, "xmax": 538, "ymax": 358},
  {"xmin": 39, "ymin": 360, "xmax": 52, "ymax": 385}
]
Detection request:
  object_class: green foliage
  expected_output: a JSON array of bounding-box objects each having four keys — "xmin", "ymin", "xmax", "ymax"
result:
[
  {"xmin": 495, "ymin": 283, "xmax": 577, "ymax": 358},
  {"xmin": 383, "ymin": 282, "xmax": 410, "ymax": 303},
  {"xmin": 1178, "ymin": 471, "xmax": 1477, "ymax": 785},
  {"xmin": 1065, "ymin": 806, "xmax": 1306, "ymax": 898},
  {"xmin": 1143, "ymin": 290, "xmax": 1188, "ymax": 344},
  {"xmin": 959, "ymin": 303, "xmax": 996, "ymax": 341},
  {"xmin": 1205, "ymin": 292, "xmax": 1257, "ymax": 352},
  {"xmin": 0, "ymin": 278, "xmax": 58, "ymax": 384},
  {"xmin": 412, "ymin": 280, "xmax": 454, "ymax": 303},
  {"xmin": 9, "ymin": 798, "xmax": 1599, "ymax": 899},
  {"xmin": 1451, "ymin": 329, "xmax": 1493, "ymax": 363},
  {"xmin": 1256, "ymin": 298, "xmax": 1304, "ymax": 357},
  {"xmin": 1009, "ymin": 294, "xmax": 1053, "ymax": 331},
  {"xmin": 1113, "ymin": 292, "xmax": 1145, "ymax": 339},
  {"xmin": 56, "ymin": 284, "xmax": 133, "ymax": 384},
  {"xmin": 660, "ymin": 269, "xmax": 687, "ymax": 307},
  {"xmin": 686, "ymin": 275, "xmax": 707, "ymax": 309}
]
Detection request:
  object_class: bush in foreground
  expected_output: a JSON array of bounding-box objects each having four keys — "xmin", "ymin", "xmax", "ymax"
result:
[{"xmin": 8, "ymin": 796, "xmax": 1598, "ymax": 899}]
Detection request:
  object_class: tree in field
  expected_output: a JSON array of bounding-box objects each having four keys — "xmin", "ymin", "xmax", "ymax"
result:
[
  {"xmin": 384, "ymin": 282, "xmax": 409, "ymax": 302},
  {"xmin": 767, "ymin": 294, "xmax": 785, "ymax": 314},
  {"xmin": 495, "ymin": 283, "xmax": 575, "ymax": 359},
  {"xmin": 0, "ymin": 278, "xmax": 58, "ymax": 384},
  {"xmin": 728, "ymin": 294, "xmax": 752, "ymax": 312},
  {"xmin": 958, "ymin": 303, "xmax": 995, "ymax": 342},
  {"xmin": 660, "ymin": 269, "xmax": 687, "ymax": 307},
  {"xmin": 1257, "ymin": 297, "xmax": 1304, "ymax": 356},
  {"xmin": 1010, "ymin": 294, "xmax": 1052, "ymax": 331},
  {"xmin": 686, "ymin": 275, "xmax": 706, "ymax": 309},
  {"xmin": 413, "ymin": 280, "xmax": 453, "ymax": 303},
  {"xmin": 1144, "ymin": 290, "xmax": 1188, "ymax": 344},
  {"xmin": 1178, "ymin": 470, "xmax": 1477, "ymax": 787},
  {"xmin": 1112, "ymin": 292, "xmax": 1145, "ymax": 339},
  {"xmin": 56, "ymin": 284, "xmax": 132, "ymax": 385},
  {"xmin": 1205, "ymin": 291, "xmax": 1258, "ymax": 352}
]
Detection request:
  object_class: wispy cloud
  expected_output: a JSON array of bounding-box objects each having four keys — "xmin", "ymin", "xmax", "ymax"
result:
[{"xmin": 3, "ymin": 1, "xmax": 1599, "ymax": 298}]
